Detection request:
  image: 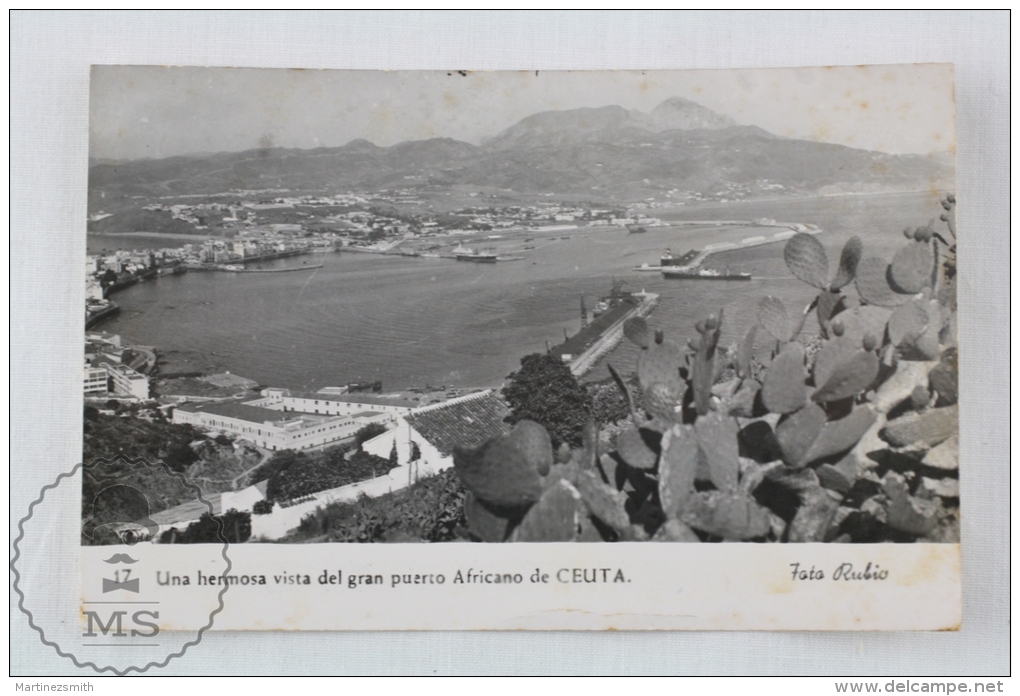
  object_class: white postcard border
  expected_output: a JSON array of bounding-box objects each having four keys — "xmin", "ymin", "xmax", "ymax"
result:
[{"xmin": 10, "ymin": 10, "xmax": 1009, "ymax": 675}]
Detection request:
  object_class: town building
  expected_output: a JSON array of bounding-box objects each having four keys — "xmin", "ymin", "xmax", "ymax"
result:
[
  {"xmin": 105, "ymin": 362, "xmax": 150, "ymax": 400},
  {"xmin": 254, "ymin": 388, "xmax": 416, "ymax": 418},
  {"xmin": 84, "ymin": 366, "xmax": 109, "ymax": 396},
  {"xmin": 172, "ymin": 398, "xmax": 391, "ymax": 451},
  {"xmin": 362, "ymin": 390, "xmax": 511, "ymax": 478}
]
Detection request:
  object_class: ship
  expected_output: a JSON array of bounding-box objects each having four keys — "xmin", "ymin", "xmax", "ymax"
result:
[
  {"xmin": 626, "ymin": 223, "xmax": 647, "ymax": 234},
  {"xmin": 549, "ymin": 280, "xmax": 638, "ymax": 363},
  {"xmin": 658, "ymin": 247, "xmax": 751, "ymax": 280},
  {"xmin": 661, "ymin": 267, "xmax": 752, "ymax": 281},
  {"xmin": 660, "ymin": 247, "xmax": 699, "ymax": 267},
  {"xmin": 453, "ymin": 245, "xmax": 498, "ymax": 263}
]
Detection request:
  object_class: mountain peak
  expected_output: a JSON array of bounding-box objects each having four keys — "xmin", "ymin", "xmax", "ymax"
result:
[{"xmin": 648, "ymin": 97, "xmax": 737, "ymax": 131}]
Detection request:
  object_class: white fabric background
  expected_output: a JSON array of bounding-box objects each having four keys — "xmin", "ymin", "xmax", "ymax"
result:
[{"xmin": 9, "ymin": 11, "xmax": 1009, "ymax": 675}]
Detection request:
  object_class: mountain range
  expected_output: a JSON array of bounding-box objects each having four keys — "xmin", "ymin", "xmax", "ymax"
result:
[{"xmin": 88, "ymin": 97, "xmax": 953, "ymax": 206}]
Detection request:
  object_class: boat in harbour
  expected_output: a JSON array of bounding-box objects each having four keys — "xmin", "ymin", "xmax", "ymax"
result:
[
  {"xmin": 453, "ymin": 245, "xmax": 498, "ymax": 263},
  {"xmin": 658, "ymin": 247, "xmax": 751, "ymax": 280},
  {"xmin": 660, "ymin": 247, "xmax": 699, "ymax": 267},
  {"xmin": 661, "ymin": 267, "xmax": 752, "ymax": 281}
]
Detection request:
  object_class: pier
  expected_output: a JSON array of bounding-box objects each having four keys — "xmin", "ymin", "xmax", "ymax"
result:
[{"xmin": 567, "ymin": 292, "xmax": 659, "ymax": 378}]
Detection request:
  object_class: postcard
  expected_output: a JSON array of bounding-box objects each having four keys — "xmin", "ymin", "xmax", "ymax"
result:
[{"xmin": 15, "ymin": 64, "xmax": 961, "ymax": 664}]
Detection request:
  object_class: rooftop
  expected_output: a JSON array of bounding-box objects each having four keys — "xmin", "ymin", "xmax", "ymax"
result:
[
  {"xmin": 290, "ymin": 391, "xmax": 418, "ymax": 409},
  {"xmin": 177, "ymin": 399, "xmax": 299, "ymax": 425},
  {"xmin": 406, "ymin": 391, "xmax": 512, "ymax": 456}
]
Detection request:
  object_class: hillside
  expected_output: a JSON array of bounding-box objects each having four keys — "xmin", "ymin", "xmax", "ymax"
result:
[{"xmin": 88, "ymin": 96, "xmax": 953, "ymax": 217}]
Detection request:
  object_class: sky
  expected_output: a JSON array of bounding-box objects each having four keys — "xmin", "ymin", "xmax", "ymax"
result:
[{"xmin": 90, "ymin": 64, "xmax": 955, "ymax": 161}]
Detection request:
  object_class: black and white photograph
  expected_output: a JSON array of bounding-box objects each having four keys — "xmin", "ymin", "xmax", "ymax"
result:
[{"xmin": 81, "ymin": 65, "xmax": 960, "ymax": 548}]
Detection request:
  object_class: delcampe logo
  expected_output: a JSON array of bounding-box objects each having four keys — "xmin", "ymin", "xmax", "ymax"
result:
[{"xmin": 12, "ymin": 456, "xmax": 231, "ymax": 674}]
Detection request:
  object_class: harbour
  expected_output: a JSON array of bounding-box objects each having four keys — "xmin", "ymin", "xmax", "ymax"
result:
[{"xmin": 89, "ymin": 191, "xmax": 939, "ymax": 392}]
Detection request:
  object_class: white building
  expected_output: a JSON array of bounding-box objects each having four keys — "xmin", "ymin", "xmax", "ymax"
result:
[
  {"xmin": 173, "ymin": 398, "xmax": 391, "ymax": 451},
  {"xmin": 254, "ymin": 388, "xmax": 415, "ymax": 419},
  {"xmin": 105, "ymin": 363, "xmax": 149, "ymax": 400},
  {"xmin": 84, "ymin": 366, "xmax": 109, "ymax": 396}
]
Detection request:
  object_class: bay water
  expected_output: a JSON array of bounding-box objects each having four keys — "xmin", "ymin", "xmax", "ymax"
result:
[{"xmin": 89, "ymin": 191, "xmax": 944, "ymax": 391}]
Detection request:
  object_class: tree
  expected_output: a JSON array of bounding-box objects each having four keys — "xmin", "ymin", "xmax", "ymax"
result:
[
  {"xmin": 388, "ymin": 439, "xmax": 399, "ymax": 467},
  {"xmin": 353, "ymin": 423, "xmax": 388, "ymax": 449},
  {"xmin": 159, "ymin": 509, "xmax": 251, "ymax": 544},
  {"xmin": 502, "ymin": 353, "xmax": 593, "ymax": 448}
]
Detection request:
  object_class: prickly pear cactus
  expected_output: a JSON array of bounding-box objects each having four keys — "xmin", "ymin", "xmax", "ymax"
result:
[
  {"xmin": 510, "ymin": 479, "xmax": 585, "ymax": 542},
  {"xmin": 856, "ymin": 257, "xmax": 910, "ymax": 307},
  {"xmin": 776, "ymin": 402, "xmax": 827, "ymax": 467},
  {"xmin": 758, "ymin": 296, "xmax": 792, "ymax": 343},
  {"xmin": 623, "ymin": 316, "xmax": 651, "ymax": 349},
  {"xmin": 784, "ymin": 232, "xmax": 829, "ymax": 289},
  {"xmin": 694, "ymin": 411, "xmax": 740, "ymax": 493},
  {"xmin": 453, "ymin": 424, "xmax": 544, "ymax": 508},
  {"xmin": 658, "ymin": 424, "xmax": 698, "ymax": 520},
  {"xmin": 890, "ymin": 240, "xmax": 935, "ymax": 294},
  {"xmin": 691, "ymin": 312, "xmax": 722, "ymax": 416},
  {"xmin": 830, "ymin": 236, "xmax": 863, "ymax": 290},
  {"xmin": 761, "ymin": 341, "xmax": 807, "ymax": 414},
  {"xmin": 811, "ymin": 348, "xmax": 880, "ymax": 403},
  {"xmin": 637, "ymin": 335, "xmax": 683, "ymax": 397}
]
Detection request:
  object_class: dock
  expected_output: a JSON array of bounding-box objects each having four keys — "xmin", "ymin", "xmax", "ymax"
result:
[{"xmin": 567, "ymin": 292, "xmax": 659, "ymax": 378}]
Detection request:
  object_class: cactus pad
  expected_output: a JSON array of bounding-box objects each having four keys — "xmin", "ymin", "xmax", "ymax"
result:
[
  {"xmin": 464, "ymin": 491, "xmax": 514, "ymax": 542},
  {"xmin": 761, "ymin": 340, "xmax": 808, "ymax": 414},
  {"xmin": 658, "ymin": 424, "xmax": 698, "ymax": 519},
  {"xmin": 736, "ymin": 323, "xmax": 757, "ymax": 379},
  {"xmin": 890, "ymin": 240, "xmax": 935, "ymax": 294},
  {"xmin": 799, "ymin": 404, "xmax": 877, "ymax": 466},
  {"xmin": 815, "ymin": 289, "xmax": 843, "ymax": 337},
  {"xmin": 880, "ymin": 404, "xmax": 958, "ymax": 448},
  {"xmin": 679, "ymin": 491, "xmax": 772, "ymax": 540},
  {"xmin": 453, "ymin": 433, "xmax": 544, "ymax": 507},
  {"xmin": 856, "ymin": 256, "xmax": 910, "ymax": 307},
  {"xmin": 510, "ymin": 479, "xmax": 584, "ymax": 542},
  {"xmin": 507, "ymin": 420, "xmax": 554, "ymax": 477},
  {"xmin": 691, "ymin": 311, "xmax": 723, "ymax": 416},
  {"xmin": 776, "ymin": 402, "xmax": 827, "ymax": 467},
  {"xmin": 888, "ymin": 299, "xmax": 929, "ymax": 347},
  {"xmin": 651, "ymin": 519, "xmax": 701, "ymax": 542},
  {"xmin": 758, "ymin": 296, "xmax": 791, "ymax": 342},
  {"xmin": 811, "ymin": 350, "xmax": 880, "ymax": 403},
  {"xmin": 576, "ymin": 469, "xmax": 631, "ymax": 532},
  {"xmin": 883, "ymin": 472, "xmax": 939, "ymax": 536},
  {"xmin": 623, "ymin": 316, "xmax": 650, "ymax": 349},
  {"xmin": 830, "ymin": 236, "xmax": 863, "ymax": 290},
  {"xmin": 615, "ymin": 427, "xmax": 660, "ymax": 470},
  {"xmin": 784, "ymin": 232, "xmax": 829, "ymax": 288},
  {"xmin": 727, "ymin": 378, "xmax": 760, "ymax": 418},
  {"xmin": 644, "ymin": 381, "xmax": 682, "ymax": 422},
  {"xmin": 694, "ymin": 411, "xmax": 740, "ymax": 493},
  {"xmin": 928, "ymin": 349, "xmax": 958, "ymax": 406},
  {"xmin": 637, "ymin": 337, "xmax": 683, "ymax": 396},
  {"xmin": 812, "ymin": 336, "xmax": 856, "ymax": 390}
]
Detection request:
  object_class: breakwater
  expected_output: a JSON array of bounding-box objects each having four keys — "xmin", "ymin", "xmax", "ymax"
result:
[
  {"xmin": 85, "ymin": 302, "xmax": 120, "ymax": 329},
  {"xmin": 569, "ymin": 292, "xmax": 659, "ymax": 378},
  {"xmin": 218, "ymin": 264, "xmax": 324, "ymax": 273}
]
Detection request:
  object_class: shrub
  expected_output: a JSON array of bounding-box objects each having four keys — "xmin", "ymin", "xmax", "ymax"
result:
[
  {"xmin": 295, "ymin": 468, "xmax": 466, "ymax": 543},
  {"xmin": 160, "ymin": 508, "xmax": 251, "ymax": 544},
  {"xmin": 503, "ymin": 353, "xmax": 593, "ymax": 448},
  {"xmin": 252, "ymin": 499, "xmax": 274, "ymax": 515},
  {"xmin": 353, "ymin": 422, "xmax": 388, "ymax": 448},
  {"xmin": 257, "ymin": 447, "xmax": 393, "ymax": 503}
]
